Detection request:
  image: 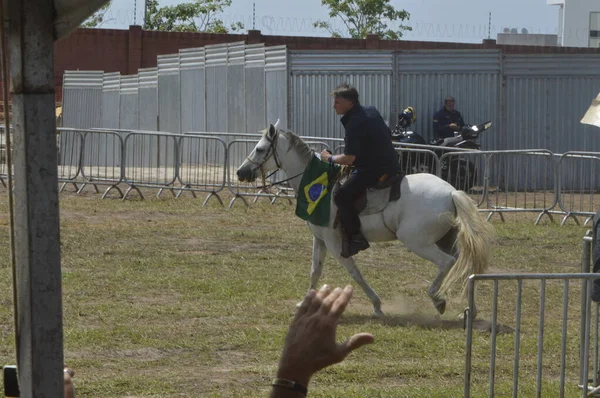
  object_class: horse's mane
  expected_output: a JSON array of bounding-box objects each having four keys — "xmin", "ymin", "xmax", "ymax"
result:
[
  {"xmin": 281, "ymin": 130, "xmax": 312, "ymax": 157},
  {"xmin": 257, "ymin": 127, "xmax": 313, "ymax": 164}
]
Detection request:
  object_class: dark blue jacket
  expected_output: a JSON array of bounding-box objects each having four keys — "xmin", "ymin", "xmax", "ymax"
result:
[
  {"xmin": 341, "ymin": 104, "xmax": 398, "ymax": 175},
  {"xmin": 433, "ymin": 107, "xmax": 465, "ymax": 139}
]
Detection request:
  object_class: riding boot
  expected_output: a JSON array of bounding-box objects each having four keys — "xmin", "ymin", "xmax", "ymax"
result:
[
  {"xmin": 340, "ymin": 224, "xmax": 370, "ymax": 258},
  {"xmin": 334, "ymin": 172, "xmax": 372, "ymax": 258}
]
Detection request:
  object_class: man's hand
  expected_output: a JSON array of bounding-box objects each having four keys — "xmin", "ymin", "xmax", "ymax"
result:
[
  {"xmin": 318, "ymin": 151, "xmax": 355, "ymax": 166},
  {"xmin": 319, "ymin": 150, "xmax": 332, "ymax": 162},
  {"xmin": 275, "ymin": 285, "xmax": 375, "ymax": 387},
  {"xmin": 449, "ymin": 123, "xmax": 459, "ymax": 131}
]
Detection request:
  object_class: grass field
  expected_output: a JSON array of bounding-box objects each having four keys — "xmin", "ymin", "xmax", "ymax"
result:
[{"xmin": 0, "ymin": 189, "xmax": 594, "ymax": 397}]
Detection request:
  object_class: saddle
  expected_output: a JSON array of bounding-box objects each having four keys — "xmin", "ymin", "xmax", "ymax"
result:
[{"xmin": 333, "ymin": 169, "xmax": 404, "ymax": 230}]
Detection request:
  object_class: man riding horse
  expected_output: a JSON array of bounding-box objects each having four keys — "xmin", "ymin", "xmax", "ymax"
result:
[{"xmin": 319, "ymin": 83, "xmax": 402, "ymax": 258}]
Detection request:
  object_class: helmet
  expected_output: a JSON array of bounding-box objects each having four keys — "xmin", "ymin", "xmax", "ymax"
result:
[{"xmin": 397, "ymin": 106, "xmax": 416, "ymax": 129}]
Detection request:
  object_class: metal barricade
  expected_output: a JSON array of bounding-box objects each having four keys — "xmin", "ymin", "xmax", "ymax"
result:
[
  {"xmin": 56, "ymin": 128, "xmax": 84, "ymax": 191},
  {"xmin": 464, "ymin": 271, "xmax": 600, "ymax": 398},
  {"xmin": 437, "ymin": 150, "xmax": 487, "ymax": 206},
  {"xmin": 122, "ymin": 131, "xmax": 179, "ymax": 199},
  {"xmin": 177, "ymin": 135, "xmax": 227, "ymax": 206},
  {"xmin": 79, "ymin": 129, "xmax": 125, "ymax": 198},
  {"xmin": 557, "ymin": 152, "xmax": 600, "ymax": 226},
  {"xmin": 480, "ymin": 150, "xmax": 558, "ymax": 224},
  {"xmin": 396, "ymin": 147, "xmax": 441, "ymax": 177},
  {"xmin": 581, "ymin": 233, "xmax": 600, "ymax": 396},
  {"xmin": 0, "ymin": 125, "xmax": 9, "ymax": 186}
]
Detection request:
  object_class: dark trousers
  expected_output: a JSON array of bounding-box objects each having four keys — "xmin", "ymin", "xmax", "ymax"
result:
[{"xmin": 334, "ymin": 169, "xmax": 380, "ymax": 237}]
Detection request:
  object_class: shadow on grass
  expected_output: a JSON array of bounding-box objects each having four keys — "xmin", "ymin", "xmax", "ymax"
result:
[{"xmin": 341, "ymin": 314, "xmax": 515, "ymax": 334}]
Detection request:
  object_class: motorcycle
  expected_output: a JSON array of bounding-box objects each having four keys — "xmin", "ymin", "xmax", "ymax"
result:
[{"xmin": 390, "ymin": 106, "xmax": 492, "ymax": 191}]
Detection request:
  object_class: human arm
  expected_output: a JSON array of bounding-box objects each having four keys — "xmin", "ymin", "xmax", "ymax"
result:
[
  {"xmin": 64, "ymin": 368, "xmax": 75, "ymax": 398},
  {"xmin": 448, "ymin": 111, "xmax": 465, "ymax": 131},
  {"xmin": 319, "ymin": 150, "xmax": 355, "ymax": 166},
  {"xmin": 269, "ymin": 285, "xmax": 375, "ymax": 397}
]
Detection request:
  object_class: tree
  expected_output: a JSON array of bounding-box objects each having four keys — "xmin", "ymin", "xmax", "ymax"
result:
[
  {"xmin": 144, "ymin": 0, "xmax": 244, "ymax": 33},
  {"xmin": 313, "ymin": 0, "xmax": 411, "ymax": 40},
  {"xmin": 81, "ymin": 1, "xmax": 114, "ymax": 28}
]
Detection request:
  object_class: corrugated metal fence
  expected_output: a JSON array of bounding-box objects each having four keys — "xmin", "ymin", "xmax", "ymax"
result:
[
  {"xmin": 290, "ymin": 51, "xmax": 394, "ymax": 138},
  {"xmin": 62, "ymin": 46, "xmax": 600, "ymax": 180}
]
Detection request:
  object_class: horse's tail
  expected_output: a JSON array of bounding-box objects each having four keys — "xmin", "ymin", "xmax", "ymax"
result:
[{"xmin": 438, "ymin": 190, "xmax": 495, "ymax": 297}]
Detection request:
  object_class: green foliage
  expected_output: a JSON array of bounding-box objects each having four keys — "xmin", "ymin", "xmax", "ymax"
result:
[
  {"xmin": 144, "ymin": 0, "xmax": 244, "ymax": 33},
  {"xmin": 81, "ymin": 1, "xmax": 113, "ymax": 28},
  {"xmin": 313, "ymin": 0, "xmax": 411, "ymax": 40}
]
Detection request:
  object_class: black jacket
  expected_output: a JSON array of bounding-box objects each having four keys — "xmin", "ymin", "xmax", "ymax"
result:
[
  {"xmin": 341, "ymin": 104, "xmax": 398, "ymax": 175},
  {"xmin": 433, "ymin": 107, "xmax": 465, "ymax": 139}
]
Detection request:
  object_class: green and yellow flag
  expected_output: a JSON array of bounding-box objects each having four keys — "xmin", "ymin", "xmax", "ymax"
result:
[{"xmin": 295, "ymin": 155, "xmax": 340, "ymax": 227}]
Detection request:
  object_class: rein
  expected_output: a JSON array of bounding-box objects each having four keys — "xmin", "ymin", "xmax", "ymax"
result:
[{"xmin": 255, "ymin": 169, "xmax": 305, "ymax": 190}]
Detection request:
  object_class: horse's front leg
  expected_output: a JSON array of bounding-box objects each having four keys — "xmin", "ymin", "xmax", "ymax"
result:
[
  {"xmin": 296, "ymin": 236, "xmax": 327, "ymax": 307},
  {"xmin": 309, "ymin": 236, "xmax": 327, "ymax": 290},
  {"xmin": 324, "ymin": 237, "xmax": 383, "ymax": 317}
]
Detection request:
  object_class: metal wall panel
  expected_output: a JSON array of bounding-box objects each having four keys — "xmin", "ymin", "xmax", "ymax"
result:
[
  {"xmin": 504, "ymin": 54, "xmax": 600, "ymax": 76},
  {"xmin": 205, "ymin": 43, "xmax": 229, "ymax": 132},
  {"xmin": 62, "ymin": 71, "xmax": 103, "ymax": 129},
  {"xmin": 397, "ymin": 50, "xmax": 501, "ymax": 73},
  {"xmin": 227, "ymin": 43, "xmax": 246, "ymax": 134},
  {"xmin": 265, "ymin": 46, "xmax": 288, "ymax": 130},
  {"xmin": 119, "ymin": 75, "xmax": 139, "ymax": 130},
  {"xmin": 180, "ymin": 48, "xmax": 206, "ymax": 133},
  {"xmin": 504, "ymin": 54, "xmax": 600, "ymax": 190},
  {"xmin": 504, "ymin": 55, "xmax": 600, "ymax": 153},
  {"xmin": 245, "ymin": 44, "xmax": 266, "ymax": 133},
  {"xmin": 138, "ymin": 68, "xmax": 158, "ymax": 131},
  {"xmin": 291, "ymin": 73, "xmax": 393, "ymax": 138},
  {"xmin": 101, "ymin": 72, "xmax": 120, "ymax": 129},
  {"xmin": 396, "ymin": 50, "xmax": 502, "ymax": 146},
  {"xmin": 157, "ymin": 54, "xmax": 181, "ymax": 134},
  {"xmin": 290, "ymin": 50, "xmax": 394, "ymax": 137},
  {"xmin": 291, "ymin": 50, "xmax": 394, "ymax": 72}
]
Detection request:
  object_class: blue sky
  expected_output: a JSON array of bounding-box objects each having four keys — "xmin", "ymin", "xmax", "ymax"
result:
[{"xmin": 101, "ymin": 0, "xmax": 559, "ymax": 43}]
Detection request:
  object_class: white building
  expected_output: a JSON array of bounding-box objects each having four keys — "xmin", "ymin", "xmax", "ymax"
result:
[{"xmin": 548, "ymin": 0, "xmax": 600, "ymax": 47}]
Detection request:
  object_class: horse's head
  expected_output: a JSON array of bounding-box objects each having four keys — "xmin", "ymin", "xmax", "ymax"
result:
[{"xmin": 236, "ymin": 120, "xmax": 282, "ymax": 182}]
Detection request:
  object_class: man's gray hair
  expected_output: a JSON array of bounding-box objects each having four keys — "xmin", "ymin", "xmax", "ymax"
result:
[{"xmin": 331, "ymin": 83, "xmax": 359, "ymax": 104}]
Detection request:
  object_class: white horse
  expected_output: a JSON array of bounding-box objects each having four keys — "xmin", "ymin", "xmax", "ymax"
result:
[{"xmin": 236, "ymin": 123, "xmax": 495, "ymax": 318}]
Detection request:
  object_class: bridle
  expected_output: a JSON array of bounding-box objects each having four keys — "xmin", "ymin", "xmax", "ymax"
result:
[
  {"xmin": 246, "ymin": 129, "xmax": 305, "ymax": 190},
  {"xmin": 245, "ymin": 129, "xmax": 283, "ymax": 173}
]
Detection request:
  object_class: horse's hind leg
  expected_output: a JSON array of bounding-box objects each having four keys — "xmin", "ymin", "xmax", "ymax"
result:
[
  {"xmin": 435, "ymin": 228, "xmax": 477, "ymax": 319},
  {"xmin": 323, "ymin": 239, "xmax": 383, "ymax": 317},
  {"xmin": 400, "ymin": 234, "xmax": 457, "ymax": 315},
  {"xmin": 436, "ymin": 227, "xmax": 459, "ymax": 258},
  {"xmin": 297, "ymin": 236, "xmax": 328, "ymax": 308}
]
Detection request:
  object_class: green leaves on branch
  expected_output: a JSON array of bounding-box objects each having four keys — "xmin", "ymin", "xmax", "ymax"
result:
[
  {"xmin": 81, "ymin": 1, "xmax": 114, "ymax": 28},
  {"xmin": 144, "ymin": 0, "xmax": 244, "ymax": 33},
  {"xmin": 313, "ymin": 0, "xmax": 411, "ymax": 40}
]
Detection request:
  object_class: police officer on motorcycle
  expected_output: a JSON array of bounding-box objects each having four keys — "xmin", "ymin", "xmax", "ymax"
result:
[
  {"xmin": 319, "ymin": 83, "xmax": 400, "ymax": 258},
  {"xmin": 433, "ymin": 96, "xmax": 465, "ymax": 141}
]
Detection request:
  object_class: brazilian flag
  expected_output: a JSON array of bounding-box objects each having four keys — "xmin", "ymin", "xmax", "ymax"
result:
[{"xmin": 295, "ymin": 155, "xmax": 340, "ymax": 227}]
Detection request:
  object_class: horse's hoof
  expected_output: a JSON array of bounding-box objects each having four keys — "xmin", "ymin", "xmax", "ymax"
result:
[
  {"xmin": 372, "ymin": 309, "xmax": 385, "ymax": 318},
  {"xmin": 458, "ymin": 307, "xmax": 477, "ymax": 320},
  {"xmin": 434, "ymin": 298, "xmax": 446, "ymax": 315}
]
